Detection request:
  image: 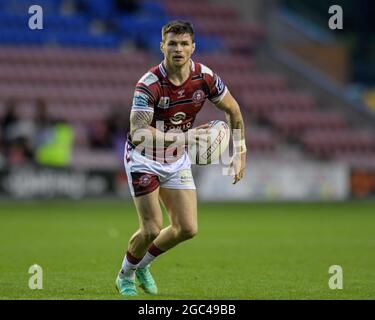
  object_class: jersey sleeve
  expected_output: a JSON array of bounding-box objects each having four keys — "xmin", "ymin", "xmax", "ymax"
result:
[
  {"xmin": 201, "ymin": 64, "xmax": 228, "ymax": 104},
  {"xmin": 131, "ymin": 72, "xmax": 159, "ymax": 113}
]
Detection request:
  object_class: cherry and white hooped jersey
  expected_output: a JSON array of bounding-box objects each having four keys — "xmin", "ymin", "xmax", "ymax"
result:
[{"xmin": 131, "ymin": 60, "xmax": 228, "ymax": 132}]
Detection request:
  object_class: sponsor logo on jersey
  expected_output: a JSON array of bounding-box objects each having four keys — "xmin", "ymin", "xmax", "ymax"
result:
[
  {"xmin": 170, "ymin": 112, "xmax": 186, "ymax": 125},
  {"xmin": 139, "ymin": 72, "xmax": 159, "ymax": 86},
  {"xmin": 157, "ymin": 97, "xmax": 170, "ymax": 109},
  {"xmin": 133, "ymin": 92, "xmax": 149, "ymax": 108},
  {"xmin": 215, "ymin": 75, "xmax": 225, "ymax": 95},
  {"xmin": 139, "ymin": 174, "xmax": 152, "ymax": 187},
  {"xmin": 164, "ymin": 121, "xmax": 192, "ymax": 131},
  {"xmin": 192, "ymin": 90, "xmax": 205, "ymax": 104}
]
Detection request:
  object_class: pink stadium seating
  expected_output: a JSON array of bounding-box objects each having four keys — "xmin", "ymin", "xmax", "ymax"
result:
[
  {"xmin": 301, "ymin": 129, "xmax": 375, "ymax": 158},
  {"xmin": 0, "ymin": 64, "xmax": 137, "ymax": 86},
  {"xmin": 194, "ymin": 19, "xmax": 263, "ymax": 40},
  {"xmin": 0, "ymin": 47, "xmax": 152, "ymax": 68},
  {"xmin": 245, "ymin": 128, "xmax": 278, "ymax": 153},
  {"xmin": 331, "ymin": 152, "xmax": 375, "ymax": 168},
  {"xmin": 241, "ymin": 91, "xmax": 316, "ymax": 119},
  {"xmin": 223, "ymin": 73, "xmax": 287, "ymax": 93},
  {"xmin": 267, "ymin": 110, "xmax": 347, "ymax": 136},
  {"xmin": 195, "ymin": 54, "xmax": 255, "ymax": 72}
]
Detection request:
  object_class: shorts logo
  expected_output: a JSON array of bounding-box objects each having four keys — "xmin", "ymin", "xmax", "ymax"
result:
[
  {"xmin": 170, "ymin": 112, "xmax": 186, "ymax": 125},
  {"xmin": 139, "ymin": 174, "xmax": 152, "ymax": 187},
  {"xmin": 157, "ymin": 97, "xmax": 170, "ymax": 109},
  {"xmin": 179, "ymin": 169, "xmax": 193, "ymax": 185},
  {"xmin": 192, "ymin": 90, "xmax": 205, "ymax": 104}
]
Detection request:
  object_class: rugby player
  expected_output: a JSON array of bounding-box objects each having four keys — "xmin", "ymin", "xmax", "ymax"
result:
[{"xmin": 116, "ymin": 20, "xmax": 247, "ymax": 296}]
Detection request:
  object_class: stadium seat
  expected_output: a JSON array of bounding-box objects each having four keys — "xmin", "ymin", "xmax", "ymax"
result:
[
  {"xmin": 301, "ymin": 129, "xmax": 375, "ymax": 159},
  {"xmin": 267, "ymin": 110, "xmax": 347, "ymax": 137}
]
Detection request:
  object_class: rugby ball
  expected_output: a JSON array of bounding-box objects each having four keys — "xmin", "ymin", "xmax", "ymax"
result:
[{"xmin": 188, "ymin": 120, "xmax": 230, "ymax": 165}]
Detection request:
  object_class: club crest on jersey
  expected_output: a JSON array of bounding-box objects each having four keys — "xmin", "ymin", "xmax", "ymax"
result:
[
  {"xmin": 170, "ymin": 112, "xmax": 186, "ymax": 125},
  {"xmin": 192, "ymin": 90, "xmax": 205, "ymax": 104},
  {"xmin": 139, "ymin": 174, "xmax": 152, "ymax": 187},
  {"xmin": 157, "ymin": 97, "xmax": 170, "ymax": 109}
]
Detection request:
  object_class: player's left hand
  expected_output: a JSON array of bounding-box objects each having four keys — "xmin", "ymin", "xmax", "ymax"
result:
[{"xmin": 230, "ymin": 151, "xmax": 246, "ymax": 184}]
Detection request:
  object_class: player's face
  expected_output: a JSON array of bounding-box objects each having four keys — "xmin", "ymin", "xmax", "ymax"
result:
[{"xmin": 161, "ymin": 33, "xmax": 195, "ymax": 67}]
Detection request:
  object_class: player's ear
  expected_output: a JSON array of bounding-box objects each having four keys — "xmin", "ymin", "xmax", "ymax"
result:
[
  {"xmin": 191, "ymin": 42, "xmax": 196, "ymax": 54},
  {"xmin": 160, "ymin": 41, "xmax": 165, "ymax": 54}
]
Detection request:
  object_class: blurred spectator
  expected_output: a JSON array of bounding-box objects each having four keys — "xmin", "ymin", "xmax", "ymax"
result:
[
  {"xmin": 87, "ymin": 106, "xmax": 128, "ymax": 156},
  {"xmin": 0, "ymin": 99, "xmax": 34, "ymax": 166},
  {"xmin": 107, "ymin": 107, "xmax": 129, "ymax": 158},
  {"xmin": 33, "ymin": 98, "xmax": 53, "ymax": 150},
  {"xmin": 34, "ymin": 98, "xmax": 51, "ymax": 130},
  {"xmin": 88, "ymin": 119, "xmax": 113, "ymax": 150},
  {"xmin": 31, "ymin": 95, "xmax": 74, "ymax": 167},
  {"xmin": 35, "ymin": 119, "xmax": 74, "ymax": 167},
  {"xmin": 7, "ymin": 137, "xmax": 34, "ymax": 166},
  {"xmin": 0, "ymin": 129, "xmax": 3, "ymax": 167},
  {"xmin": 1, "ymin": 99, "xmax": 18, "ymax": 144}
]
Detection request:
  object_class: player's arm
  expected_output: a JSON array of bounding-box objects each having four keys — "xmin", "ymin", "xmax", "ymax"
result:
[
  {"xmin": 130, "ymin": 111, "xmax": 208, "ymax": 148},
  {"xmin": 214, "ymin": 91, "xmax": 247, "ymax": 184},
  {"xmin": 129, "ymin": 85, "xmax": 184, "ymax": 148},
  {"xmin": 130, "ymin": 110, "xmax": 181, "ymax": 148},
  {"xmin": 129, "ymin": 109, "xmax": 156, "ymax": 145}
]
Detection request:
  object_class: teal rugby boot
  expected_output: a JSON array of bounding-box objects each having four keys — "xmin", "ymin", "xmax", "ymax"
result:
[
  {"xmin": 115, "ymin": 275, "xmax": 138, "ymax": 297},
  {"xmin": 136, "ymin": 266, "xmax": 158, "ymax": 294}
]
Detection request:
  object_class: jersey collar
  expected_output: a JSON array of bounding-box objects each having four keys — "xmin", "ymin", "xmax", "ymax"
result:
[{"xmin": 159, "ymin": 59, "xmax": 196, "ymax": 79}]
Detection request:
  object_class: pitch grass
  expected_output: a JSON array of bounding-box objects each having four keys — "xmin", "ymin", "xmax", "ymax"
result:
[{"xmin": 0, "ymin": 200, "xmax": 374, "ymax": 300}]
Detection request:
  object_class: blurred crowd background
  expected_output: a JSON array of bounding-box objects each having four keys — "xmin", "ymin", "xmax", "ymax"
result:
[{"xmin": 0, "ymin": 0, "xmax": 374, "ymax": 200}]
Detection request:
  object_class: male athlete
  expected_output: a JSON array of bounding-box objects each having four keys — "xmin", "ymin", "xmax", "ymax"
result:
[{"xmin": 116, "ymin": 20, "xmax": 247, "ymax": 296}]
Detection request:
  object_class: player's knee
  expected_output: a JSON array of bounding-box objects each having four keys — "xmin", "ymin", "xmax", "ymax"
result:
[
  {"xmin": 142, "ymin": 226, "xmax": 160, "ymax": 242},
  {"xmin": 178, "ymin": 225, "xmax": 198, "ymax": 240}
]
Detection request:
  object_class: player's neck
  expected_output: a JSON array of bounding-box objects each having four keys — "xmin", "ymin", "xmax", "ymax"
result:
[{"xmin": 163, "ymin": 59, "xmax": 191, "ymax": 86}]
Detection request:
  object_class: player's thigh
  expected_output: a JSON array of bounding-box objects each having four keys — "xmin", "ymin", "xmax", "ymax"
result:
[
  {"xmin": 133, "ymin": 188, "xmax": 163, "ymax": 233},
  {"xmin": 159, "ymin": 188, "xmax": 197, "ymax": 231}
]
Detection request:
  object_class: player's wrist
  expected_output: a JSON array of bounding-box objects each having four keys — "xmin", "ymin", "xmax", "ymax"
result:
[{"xmin": 233, "ymin": 139, "xmax": 247, "ymax": 154}]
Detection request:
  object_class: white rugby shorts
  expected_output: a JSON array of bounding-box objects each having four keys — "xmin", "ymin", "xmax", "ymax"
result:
[{"xmin": 124, "ymin": 141, "xmax": 196, "ymax": 197}]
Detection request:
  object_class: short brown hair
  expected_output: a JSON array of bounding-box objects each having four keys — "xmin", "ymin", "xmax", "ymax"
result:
[{"xmin": 161, "ymin": 20, "xmax": 195, "ymax": 42}]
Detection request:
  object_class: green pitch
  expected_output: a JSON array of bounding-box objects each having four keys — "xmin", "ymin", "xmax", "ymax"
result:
[{"xmin": 0, "ymin": 200, "xmax": 374, "ymax": 300}]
